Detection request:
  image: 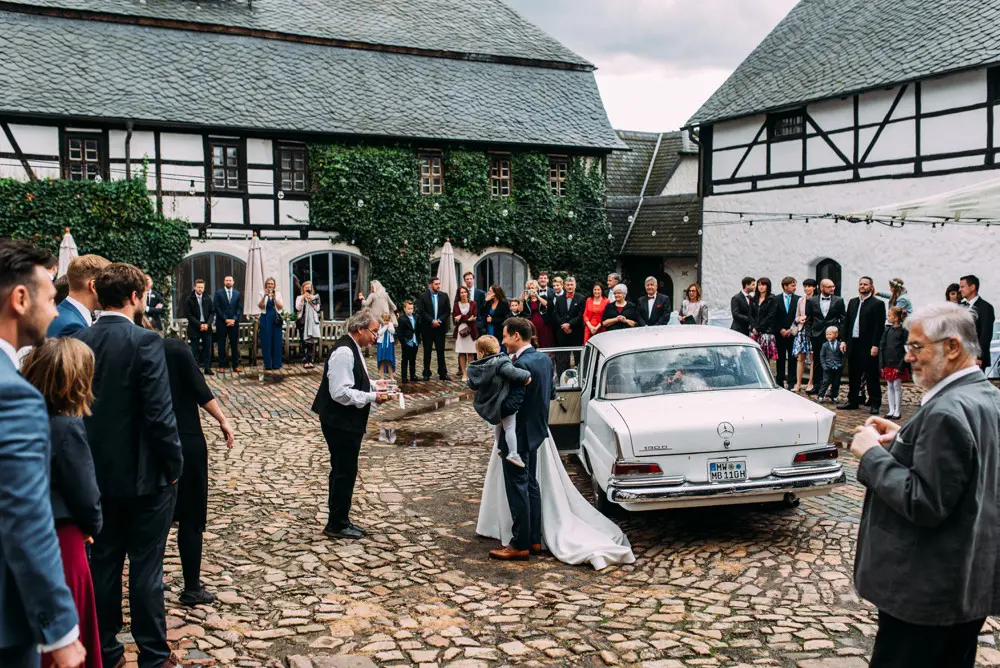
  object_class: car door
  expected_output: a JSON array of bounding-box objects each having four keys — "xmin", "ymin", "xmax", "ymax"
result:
[{"xmin": 538, "ymin": 345, "xmax": 585, "ymax": 450}]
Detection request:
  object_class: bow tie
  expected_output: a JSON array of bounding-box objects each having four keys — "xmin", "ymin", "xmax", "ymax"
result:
[{"xmin": 821, "ymin": 297, "xmax": 831, "ymax": 301}]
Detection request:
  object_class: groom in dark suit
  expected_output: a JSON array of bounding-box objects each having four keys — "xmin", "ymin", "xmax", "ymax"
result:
[{"xmin": 491, "ymin": 317, "xmax": 555, "ymax": 561}]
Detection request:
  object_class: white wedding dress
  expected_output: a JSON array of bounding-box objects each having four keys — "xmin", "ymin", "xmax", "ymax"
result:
[{"xmin": 476, "ymin": 434, "xmax": 636, "ymax": 570}]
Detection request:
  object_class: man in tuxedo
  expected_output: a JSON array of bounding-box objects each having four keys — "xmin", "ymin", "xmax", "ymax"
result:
[
  {"xmin": 553, "ymin": 276, "xmax": 585, "ymax": 374},
  {"xmin": 418, "ymin": 276, "xmax": 450, "ymax": 381},
  {"xmin": 804, "ymin": 278, "xmax": 846, "ymax": 394},
  {"xmin": 75, "ymin": 263, "xmax": 183, "ymax": 668},
  {"xmin": 730, "ymin": 277, "xmax": 756, "ymax": 336},
  {"xmin": 463, "ymin": 272, "xmax": 486, "ymax": 333},
  {"xmin": 490, "ymin": 317, "xmax": 555, "ymax": 561},
  {"xmin": 185, "ymin": 278, "xmax": 215, "ymax": 375},
  {"xmin": 774, "ymin": 277, "xmax": 801, "ymax": 389},
  {"xmin": 143, "ymin": 274, "xmax": 165, "ymax": 331},
  {"xmin": 47, "ymin": 254, "xmax": 109, "ymax": 338},
  {"xmin": 637, "ymin": 276, "xmax": 671, "ymax": 327},
  {"xmin": 960, "ymin": 275, "xmax": 996, "ymax": 372},
  {"xmin": 838, "ymin": 276, "xmax": 886, "ymax": 414},
  {"xmin": 213, "ymin": 275, "xmax": 242, "ymax": 372},
  {"xmin": 536, "ymin": 271, "xmax": 555, "ymax": 315},
  {"xmin": 0, "ymin": 241, "xmax": 86, "ymax": 668}
]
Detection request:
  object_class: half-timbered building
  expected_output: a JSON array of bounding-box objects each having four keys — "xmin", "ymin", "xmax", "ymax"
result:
[
  {"xmin": 686, "ymin": 0, "xmax": 1000, "ymax": 311},
  {"xmin": 0, "ymin": 0, "xmax": 621, "ymax": 316}
]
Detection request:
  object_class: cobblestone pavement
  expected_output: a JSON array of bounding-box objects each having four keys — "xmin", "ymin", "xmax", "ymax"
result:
[{"xmin": 119, "ymin": 361, "xmax": 1000, "ymax": 668}]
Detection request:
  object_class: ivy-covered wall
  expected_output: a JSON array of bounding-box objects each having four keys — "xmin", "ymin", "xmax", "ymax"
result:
[
  {"xmin": 309, "ymin": 145, "xmax": 614, "ymax": 300},
  {"xmin": 0, "ymin": 177, "xmax": 191, "ymax": 289}
]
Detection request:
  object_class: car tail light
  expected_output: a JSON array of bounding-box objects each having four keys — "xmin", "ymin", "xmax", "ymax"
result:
[
  {"xmin": 612, "ymin": 461, "xmax": 663, "ymax": 476},
  {"xmin": 793, "ymin": 446, "xmax": 839, "ymax": 464}
]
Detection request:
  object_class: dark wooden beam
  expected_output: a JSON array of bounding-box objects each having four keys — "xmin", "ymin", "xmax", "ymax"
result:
[
  {"xmin": 860, "ymin": 84, "xmax": 908, "ymax": 164},
  {"xmin": 729, "ymin": 122, "xmax": 767, "ymax": 180},
  {"xmin": 1, "ymin": 121, "xmax": 37, "ymax": 181},
  {"xmin": 805, "ymin": 114, "xmax": 852, "ymax": 167}
]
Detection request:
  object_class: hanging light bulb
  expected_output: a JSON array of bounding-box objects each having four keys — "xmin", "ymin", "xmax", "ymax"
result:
[
  {"xmin": 697, "ymin": 230, "xmax": 703, "ymax": 236},
  {"xmin": 568, "ymin": 234, "xmax": 574, "ymax": 241},
  {"xmin": 277, "ymin": 191, "xmax": 285, "ymax": 200},
  {"xmin": 501, "ymin": 209, "xmax": 509, "ymax": 217},
  {"xmin": 651, "ymin": 230, "xmax": 657, "ymax": 236},
  {"xmin": 357, "ymin": 198, "xmax": 364, "ymax": 208},
  {"xmin": 607, "ymin": 233, "xmax": 613, "ymax": 240},
  {"xmin": 567, "ymin": 210, "xmax": 575, "ymax": 219},
  {"xmin": 463, "ymin": 238, "xmax": 468, "ymax": 245},
  {"xmin": 94, "ymin": 175, "xmax": 103, "ymax": 183},
  {"xmin": 188, "ymin": 180, "xmax": 196, "ymax": 196},
  {"xmin": 683, "ymin": 214, "xmax": 690, "ymax": 223},
  {"xmin": 627, "ymin": 215, "xmax": 634, "ymax": 223},
  {"xmin": 495, "ymin": 236, "xmax": 500, "ymax": 243},
  {"xmin": 433, "ymin": 202, "xmax": 440, "ymax": 211}
]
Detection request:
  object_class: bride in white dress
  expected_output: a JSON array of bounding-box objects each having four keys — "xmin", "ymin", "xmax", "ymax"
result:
[{"xmin": 476, "ymin": 435, "xmax": 636, "ymax": 570}]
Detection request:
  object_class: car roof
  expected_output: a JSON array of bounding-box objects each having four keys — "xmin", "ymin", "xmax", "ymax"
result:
[{"xmin": 587, "ymin": 326, "xmax": 756, "ymax": 357}]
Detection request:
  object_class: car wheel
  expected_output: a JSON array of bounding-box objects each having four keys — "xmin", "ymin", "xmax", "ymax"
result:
[{"xmin": 590, "ymin": 467, "xmax": 617, "ymax": 516}]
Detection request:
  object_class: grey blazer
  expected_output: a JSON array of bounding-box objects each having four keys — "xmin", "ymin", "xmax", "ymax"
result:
[{"xmin": 853, "ymin": 371, "xmax": 1000, "ymax": 625}]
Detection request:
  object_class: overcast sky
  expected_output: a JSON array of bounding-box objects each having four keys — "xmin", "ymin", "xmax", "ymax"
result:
[{"xmin": 503, "ymin": 0, "xmax": 799, "ymax": 132}]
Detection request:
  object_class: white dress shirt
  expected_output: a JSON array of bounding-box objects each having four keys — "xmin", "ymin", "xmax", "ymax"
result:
[
  {"xmin": 511, "ymin": 344, "xmax": 533, "ymax": 362},
  {"xmin": 647, "ymin": 296, "xmax": 656, "ymax": 319},
  {"xmin": 920, "ymin": 365, "xmax": 982, "ymax": 406},
  {"xmin": 0, "ymin": 338, "xmax": 17, "ymax": 368},
  {"xmin": 852, "ymin": 295, "xmax": 870, "ymax": 339},
  {"xmin": 98, "ymin": 311, "xmax": 133, "ymax": 322},
  {"xmin": 820, "ymin": 295, "xmax": 831, "ymax": 317},
  {"xmin": 64, "ymin": 295, "xmax": 92, "ymax": 326},
  {"xmin": 327, "ymin": 335, "xmax": 376, "ymax": 407}
]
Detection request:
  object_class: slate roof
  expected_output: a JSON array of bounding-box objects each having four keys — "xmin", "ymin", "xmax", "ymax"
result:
[
  {"xmin": 608, "ymin": 195, "xmax": 701, "ymax": 257},
  {"xmin": 687, "ymin": 0, "xmax": 1000, "ymax": 126},
  {"xmin": 4, "ymin": 0, "xmax": 592, "ymax": 67},
  {"xmin": 0, "ymin": 10, "xmax": 623, "ymax": 150},
  {"xmin": 606, "ymin": 130, "xmax": 693, "ymax": 197}
]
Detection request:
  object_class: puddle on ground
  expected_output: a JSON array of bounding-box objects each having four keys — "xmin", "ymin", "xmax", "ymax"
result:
[{"xmin": 374, "ymin": 427, "xmax": 482, "ymax": 448}]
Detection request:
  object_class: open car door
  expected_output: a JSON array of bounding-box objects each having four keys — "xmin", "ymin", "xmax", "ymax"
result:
[{"xmin": 538, "ymin": 346, "xmax": 584, "ymax": 450}]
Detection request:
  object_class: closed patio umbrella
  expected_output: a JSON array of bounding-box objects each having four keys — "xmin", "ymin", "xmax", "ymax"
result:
[
  {"xmin": 244, "ymin": 233, "xmax": 266, "ymax": 369},
  {"xmin": 57, "ymin": 228, "xmax": 78, "ymax": 277},
  {"xmin": 436, "ymin": 240, "xmax": 459, "ymax": 332}
]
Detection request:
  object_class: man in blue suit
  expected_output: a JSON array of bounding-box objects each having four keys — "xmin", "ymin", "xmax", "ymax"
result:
[
  {"xmin": 213, "ymin": 275, "xmax": 243, "ymax": 372},
  {"xmin": 0, "ymin": 241, "xmax": 86, "ymax": 668},
  {"xmin": 47, "ymin": 254, "xmax": 108, "ymax": 338},
  {"xmin": 491, "ymin": 317, "xmax": 556, "ymax": 561}
]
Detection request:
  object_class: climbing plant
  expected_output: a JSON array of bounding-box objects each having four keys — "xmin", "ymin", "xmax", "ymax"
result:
[
  {"xmin": 0, "ymin": 176, "xmax": 190, "ymax": 289},
  {"xmin": 308, "ymin": 144, "xmax": 614, "ymax": 300}
]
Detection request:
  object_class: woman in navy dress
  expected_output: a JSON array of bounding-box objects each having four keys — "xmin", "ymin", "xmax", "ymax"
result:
[{"xmin": 258, "ymin": 277, "xmax": 284, "ymax": 370}]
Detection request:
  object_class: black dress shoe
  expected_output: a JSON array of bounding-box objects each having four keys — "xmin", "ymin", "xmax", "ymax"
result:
[
  {"xmin": 204, "ymin": 368, "xmax": 215, "ymax": 376},
  {"xmin": 323, "ymin": 524, "xmax": 365, "ymax": 539},
  {"xmin": 439, "ymin": 375, "xmax": 451, "ymax": 382},
  {"xmin": 837, "ymin": 403, "xmax": 859, "ymax": 410},
  {"xmin": 179, "ymin": 587, "xmax": 216, "ymax": 607},
  {"xmin": 870, "ymin": 407, "xmax": 881, "ymax": 415}
]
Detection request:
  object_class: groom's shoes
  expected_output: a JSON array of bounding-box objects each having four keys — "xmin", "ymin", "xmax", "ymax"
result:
[
  {"xmin": 529, "ymin": 544, "xmax": 543, "ymax": 555},
  {"xmin": 323, "ymin": 523, "xmax": 365, "ymax": 540},
  {"xmin": 489, "ymin": 546, "xmax": 529, "ymax": 561}
]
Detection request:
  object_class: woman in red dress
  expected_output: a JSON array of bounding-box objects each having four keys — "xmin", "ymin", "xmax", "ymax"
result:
[
  {"xmin": 521, "ymin": 279, "xmax": 554, "ymax": 348},
  {"xmin": 22, "ymin": 339, "xmax": 103, "ymax": 668},
  {"xmin": 583, "ymin": 282, "xmax": 609, "ymax": 344}
]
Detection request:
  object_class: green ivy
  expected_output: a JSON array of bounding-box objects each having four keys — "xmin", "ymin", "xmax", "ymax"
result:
[
  {"xmin": 309, "ymin": 144, "xmax": 614, "ymax": 300},
  {"xmin": 0, "ymin": 176, "xmax": 191, "ymax": 290}
]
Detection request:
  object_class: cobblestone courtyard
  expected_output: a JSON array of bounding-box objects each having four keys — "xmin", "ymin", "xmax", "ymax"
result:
[{"xmin": 148, "ymin": 364, "xmax": 1000, "ymax": 668}]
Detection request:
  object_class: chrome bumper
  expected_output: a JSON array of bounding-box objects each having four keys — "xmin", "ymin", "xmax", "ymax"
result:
[{"xmin": 608, "ymin": 462, "xmax": 845, "ymax": 504}]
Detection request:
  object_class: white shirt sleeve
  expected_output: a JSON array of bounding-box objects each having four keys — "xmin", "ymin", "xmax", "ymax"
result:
[
  {"xmin": 40, "ymin": 624, "xmax": 80, "ymax": 652},
  {"xmin": 326, "ymin": 346, "xmax": 377, "ymax": 407}
]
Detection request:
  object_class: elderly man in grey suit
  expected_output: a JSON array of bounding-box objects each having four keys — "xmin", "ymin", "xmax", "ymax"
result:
[{"xmin": 850, "ymin": 302, "xmax": 1000, "ymax": 667}]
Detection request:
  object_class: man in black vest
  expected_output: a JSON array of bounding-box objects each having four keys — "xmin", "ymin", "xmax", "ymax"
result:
[{"xmin": 312, "ymin": 309, "xmax": 390, "ymax": 539}]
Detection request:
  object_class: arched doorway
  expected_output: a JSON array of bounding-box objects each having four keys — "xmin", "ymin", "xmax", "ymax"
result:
[
  {"xmin": 475, "ymin": 252, "xmax": 528, "ymax": 299},
  {"xmin": 816, "ymin": 258, "xmax": 842, "ymax": 296},
  {"xmin": 290, "ymin": 251, "xmax": 369, "ymax": 320},
  {"xmin": 173, "ymin": 252, "xmax": 247, "ymax": 315}
]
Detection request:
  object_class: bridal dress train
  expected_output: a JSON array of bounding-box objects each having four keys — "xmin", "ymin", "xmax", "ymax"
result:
[{"xmin": 476, "ymin": 433, "xmax": 636, "ymax": 570}]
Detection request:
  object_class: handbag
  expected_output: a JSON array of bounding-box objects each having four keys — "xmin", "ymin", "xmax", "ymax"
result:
[
  {"xmin": 274, "ymin": 311, "xmax": 283, "ymax": 328},
  {"xmin": 681, "ymin": 315, "xmax": 696, "ymax": 325},
  {"xmin": 457, "ymin": 323, "xmax": 471, "ymax": 337}
]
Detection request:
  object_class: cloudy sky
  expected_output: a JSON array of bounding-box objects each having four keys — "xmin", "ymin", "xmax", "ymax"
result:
[{"xmin": 503, "ymin": 0, "xmax": 799, "ymax": 132}]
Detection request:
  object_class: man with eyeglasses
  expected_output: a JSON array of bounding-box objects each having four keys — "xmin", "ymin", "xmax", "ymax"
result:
[
  {"xmin": 850, "ymin": 302, "xmax": 1000, "ymax": 667},
  {"xmin": 312, "ymin": 308, "xmax": 390, "ymax": 539}
]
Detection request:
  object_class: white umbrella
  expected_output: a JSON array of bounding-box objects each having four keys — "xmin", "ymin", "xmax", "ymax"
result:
[
  {"xmin": 57, "ymin": 228, "xmax": 78, "ymax": 277},
  {"xmin": 436, "ymin": 240, "xmax": 459, "ymax": 330},
  {"xmin": 243, "ymin": 233, "xmax": 266, "ymax": 370}
]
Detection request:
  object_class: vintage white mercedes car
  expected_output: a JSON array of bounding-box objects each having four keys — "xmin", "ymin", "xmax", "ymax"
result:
[{"xmin": 543, "ymin": 326, "xmax": 845, "ymax": 513}]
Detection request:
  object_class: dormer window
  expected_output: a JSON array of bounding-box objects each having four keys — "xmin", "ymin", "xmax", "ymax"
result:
[{"xmin": 767, "ymin": 109, "xmax": 805, "ymax": 141}]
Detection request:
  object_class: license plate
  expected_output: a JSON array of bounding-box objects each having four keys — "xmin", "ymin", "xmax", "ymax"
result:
[{"xmin": 708, "ymin": 458, "xmax": 747, "ymax": 483}]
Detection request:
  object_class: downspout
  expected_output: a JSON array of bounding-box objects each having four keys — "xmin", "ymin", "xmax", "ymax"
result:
[
  {"xmin": 124, "ymin": 120, "xmax": 133, "ymax": 180},
  {"xmin": 619, "ymin": 132, "xmax": 663, "ymax": 255}
]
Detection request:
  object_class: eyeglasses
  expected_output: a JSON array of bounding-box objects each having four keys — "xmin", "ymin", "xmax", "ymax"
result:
[
  {"xmin": 367, "ymin": 326, "xmax": 380, "ymax": 336},
  {"xmin": 903, "ymin": 338, "xmax": 951, "ymax": 354}
]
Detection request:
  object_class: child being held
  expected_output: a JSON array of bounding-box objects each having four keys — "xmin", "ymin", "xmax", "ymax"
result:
[
  {"xmin": 817, "ymin": 325, "xmax": 843, "ymax": 402},
  {"xmin": 466, "ymin": 335, "xmax": 532, "ymax": 468}
]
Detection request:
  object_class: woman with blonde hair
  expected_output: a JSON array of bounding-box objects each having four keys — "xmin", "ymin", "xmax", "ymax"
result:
[
  {"xmin": 258, "ymin": 276, "xmax": 284, "ymax": 371},
  {"xmin": 360, "ymin": 279, "xmax": 397, "ymax": 326},
  {"xmin": 22, "ymin": 338, "xmax": 103, "ymax": 668},
  {"xmin": 877, "ymin": 277, "xmax": 913, "ymax": 316},
  {"xmin": 296, "ymin": 280, "xmax": 322, "ymax": 369}
]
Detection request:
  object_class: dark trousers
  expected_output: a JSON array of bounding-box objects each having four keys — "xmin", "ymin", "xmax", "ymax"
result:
[
  {"xmin": 401, "ymin": 343, "xmax": 418, "ymax": 381},
  {"xmin": 177, "ymin": 521, "xmax": 203, "ymax": 593},
  {"xmin": 422, "ymin": 328, "xmax": 447, "ymax": 379},
  {"xmin": 501, "ymin": 443, "xmax": 541, "ymax": 551},
  {"xmin": 321, "ymin": 424, "xmax": 363, "ymax": 530},
  {"xmin": 216, "ymin": 323, "xmax": 240, "ymax": 369},
  {"xmin": 810, "ymin": 336, "xmax": 826, "ymax": 390},
  {"xmin": 870, "ymin": 610, "xmax": 984, "ymax": 668},
  {"xmin": 0, "ymin": 644, "xmax": 38, "ymax": 668},
  {"xmin": 189, "ymin": 328, "xmax": 213, "ymax": 370},
  {"xmin": 847, "ymin": 341, "xmax": 882, "ymax": 407},
  {"xmin": 774, "ymin": 333, "xmax": 796, "ymax": 387},
  {"xmin": 92, "ymin": 487, "xmax": 176, "ymax": 668},
  {"xmin": 817, "ymin": 366, "xmax": 841, "ymax": 399}
]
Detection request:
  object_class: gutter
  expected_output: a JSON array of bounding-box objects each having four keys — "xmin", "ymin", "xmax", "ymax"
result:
[{"xmin": 618, "ymin": 132, "xmax": 662, "ymax": 255}]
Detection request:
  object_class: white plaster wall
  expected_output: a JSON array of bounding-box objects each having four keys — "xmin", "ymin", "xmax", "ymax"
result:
[
  {"xmin": 246, "ymin": 138, "xmax": 272, "ymax": 165},
  {"xmin": 160, "ymin": 133, "xmax": 203, "ymax": 161},
  {"xmin": 663, "ymin": 258, "xmax": 699, "ymax": 307},
  {"xmin": 660, "ymin": 156, "xmax": 698, "ymax": 196},
  {"xmin": 4, "ymin": 125, "xmax": 59, "ymax": 155},
  {"xmin": 701, "ymin": 171, "xmax": 1000, "ymax": 312}
]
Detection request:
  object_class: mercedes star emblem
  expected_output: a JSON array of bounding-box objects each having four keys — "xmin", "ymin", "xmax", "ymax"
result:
[{"xmin": 717, "ymin": 422, "xmax": 735, "ymax": 438}]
